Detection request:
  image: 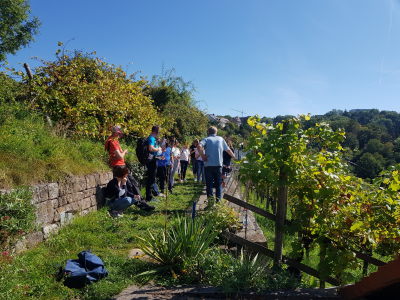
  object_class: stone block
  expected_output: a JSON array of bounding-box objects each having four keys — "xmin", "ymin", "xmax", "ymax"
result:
[
  {"xmin": 72, "ymin": 176, "xmax": 87, "ymax": 193},
  {"xmin": 94, "ymin": 173, "xmax": 101, "ymax": 185},
  {"xmin": 59, "ymin": 180, "xmax": 73, "ymax": 196},
  {"xmin": 15, "ymin": 231, "xmax": 44, "ymax": 254},
  {"xmin": 80, "ymin": 209, "xmax": 89, "ymax": 216},
  {"xmin": 90, "ymin": 195, "xmax": 97, "ymax": 206},
  {"xmin": 48, "ymin": 183, "xmax": 59, "ymax": 199},
  {"xmin": 43, "ymin": 224, "xmax": 59, "ymax": 239},
  {"xmin": 99, "ymin": 172, "xmax": 110, "ymax": 185},
  {"xmin": 60, "ymin": 211, "xmax": 74, "ymax": 225},
  {"xmin": 81, "ymin": 197, "xmax": 92, "ymax": 210},
  {"xmin": 58, "ymin": 195, "xmax": 70, "ymax": 207},
  {"xmin": 86, "ymin": 174, "xmax": 96, "ymax": 189},
  {"xmin": 84, "ymin": 188, "xmax": 95, "ymax": 199},
  {"xmin": 70, "ymin": 201, "xmax": 80, "ymax": 211},
  {"xmin": 26, "ymin": 231, "xmax": 44, "ymax": 247},
  {"xmin": 35, "ymin": 200, "xmax": 55, "ymax": 225},
  {"xmin": 32, "ymin": 184, "xmax": 49, "ymax": 203}
]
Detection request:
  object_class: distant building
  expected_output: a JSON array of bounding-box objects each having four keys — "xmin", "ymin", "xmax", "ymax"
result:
[{"xmin": 206, "ymin": 114, "xmax": 231, "ymax": 128}]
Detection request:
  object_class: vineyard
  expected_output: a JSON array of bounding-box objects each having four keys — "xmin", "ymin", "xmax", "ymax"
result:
[{"xmin": 238, "ymin": 115, "xmax": 400, "ymax": 286}]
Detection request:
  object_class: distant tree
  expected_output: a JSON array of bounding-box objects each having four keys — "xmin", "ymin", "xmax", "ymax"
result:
[
  {"xmin": 355, "ymin": 152, "xmax": 384, "ymax": 179},
  {"xmin": 343, "ymin": 132, "xmax": 359, "ymax": 149},
  {"xmin": 146, "ymin": 69, "xmax": 208, "ymax": 141},
  {"xmin": 365, "ymin": 139, "xmax": 384, "ymax": 154},
  {"xmin": 0, "ymin": 0, "xmax": 40, "ymax": 61}
]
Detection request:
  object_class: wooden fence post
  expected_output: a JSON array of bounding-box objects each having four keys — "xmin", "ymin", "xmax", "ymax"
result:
[{"xmin": 273, "ymin": 122, "xmax": 288, "ymax": 269}]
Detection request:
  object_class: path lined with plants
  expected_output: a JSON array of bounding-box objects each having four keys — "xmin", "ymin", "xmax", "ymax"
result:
[{"xmin": 0, "ymin": 180, "xmax": 203, "ymax": 300}]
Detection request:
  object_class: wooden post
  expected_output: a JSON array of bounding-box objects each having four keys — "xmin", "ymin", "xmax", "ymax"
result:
[
  {"xmin": 23, "ymin": 63, "xmax": 33, "ymax": 80},
  {"xmin": 273, "ymin": 122, "xmax": 288, "ymax": 269}
]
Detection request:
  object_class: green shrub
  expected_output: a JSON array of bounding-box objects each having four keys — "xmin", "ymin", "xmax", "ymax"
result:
[
  {"xmin": 200, "ymin": 248, "xmax": 300, "ymax": 293},
  {"xmin": 201, "ymin": 200, "xmax": 242, "ymax": 232},
  {"xmin": 136, "ymin": 217, "xmax": 219, "ymax": 273},
  {"xmin": 0, "ymin": 188, "xmax": 35, "ymax": 249}
]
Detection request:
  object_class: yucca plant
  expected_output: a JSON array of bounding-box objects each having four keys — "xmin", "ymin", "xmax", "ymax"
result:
[
  {"xmin": 221, "ymin": 250, "xmax": 268, "ymax": 292},
  {"xmin": 136, "ymin": 216, "xmax": 219, "ymax": 272}
]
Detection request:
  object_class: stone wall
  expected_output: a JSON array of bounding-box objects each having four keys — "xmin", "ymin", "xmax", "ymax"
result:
[{"xmin": 13, "ymin": 171, "xmax": 113, "ymax": 253}]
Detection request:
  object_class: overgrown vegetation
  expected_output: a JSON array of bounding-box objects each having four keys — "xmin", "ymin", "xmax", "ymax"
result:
[
  {"xmin": 135, "ymin": 202, "xmax": 300, "ymax": 293},
  {"xmin": 240, "ymin": 115, "xmax": 400, "ymax": 284},
  {"xmin": 0, "ymin": 188, "xmax": 35, "ymax": 249},
  {"xmin": 0, "ymin": 103, "xmax": 108, "ymax": 188},
  {"xmin": 0, "ymin": 181, "xmax": 203, "ymax": 300}
]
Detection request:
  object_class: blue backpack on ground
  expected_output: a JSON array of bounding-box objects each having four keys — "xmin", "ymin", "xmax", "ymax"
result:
[{"xmin": 61, "ymin": 250, "xmax": 108, "ymax": 288}]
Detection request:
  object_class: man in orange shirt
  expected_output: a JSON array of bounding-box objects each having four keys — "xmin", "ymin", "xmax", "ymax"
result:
[{"xmin": 105, "ymin": 125, "xmax": 128, "ymax": 170}]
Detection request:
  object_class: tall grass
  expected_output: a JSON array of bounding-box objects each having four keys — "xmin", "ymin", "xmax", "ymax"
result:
[{"xmin": 0, "ymin": 103, "xmax": 108, "ymax": 188}]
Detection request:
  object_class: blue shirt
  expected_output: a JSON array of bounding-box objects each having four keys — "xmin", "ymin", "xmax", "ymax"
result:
[
  {"xmin": 200, "ymin": 135, "xmax": 229, "ymax": 167},
  {"xmin": 147, "ymin": 135, "xmax": 158, "ymax": 156},
  {"xmin": 157, "ymin": 147, "xmax": 171, "ymax": 167}
]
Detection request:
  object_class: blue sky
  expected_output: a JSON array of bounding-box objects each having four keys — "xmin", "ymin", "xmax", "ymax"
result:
[{"xmin": 5, "ymin": 0, "xmax": 400, "ymax": 117}]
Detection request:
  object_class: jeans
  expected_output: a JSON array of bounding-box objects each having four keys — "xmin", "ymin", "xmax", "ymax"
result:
[
  {"xmin": 180, "ymin": 160, "xmax": 189, "ymax": 180},
  {"xmin": 109, "ymin": 196, "xmax": 136, "ymax": 211},
  {"xmin": 192, "ymin": 159, "xmax": 198, "ymax": 175},
  {"xmin": 146, "ymin": 159, "xmax": 157, "ymax": 201},
  {"xmin": 205, "ymin": 166, "xmax": 223, "ymax": 200},
  {"xmin": 169, "ymin": 159, "xmax": 179, "ymax": 190},
  {"xmin": 196, "ymin": 160, "xmax": 205, "ymax": 183}
]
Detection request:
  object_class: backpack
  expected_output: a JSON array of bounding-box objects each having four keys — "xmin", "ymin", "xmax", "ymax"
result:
[
  {"xmin": 59, "ymin": 250, "xmax": 108, "ymax": 289},
  {"xmin": 136, "ymin": 137, "xmax": 149, "ymax": 166}
]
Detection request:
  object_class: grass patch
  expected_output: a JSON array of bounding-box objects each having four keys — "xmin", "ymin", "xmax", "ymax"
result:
[
  {"xmin": 0, "ymin": 180, "xmax": 203, "ymax": 300},
  {"xmin": 0, "ymin": 103, "xmax": 109, "ymax": 189},
  {"xmin": 0, "ymin": 188, "xmax": 35, "ymax": 249}
]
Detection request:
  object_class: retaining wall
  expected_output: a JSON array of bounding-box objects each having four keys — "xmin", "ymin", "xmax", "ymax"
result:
[{"xmin": 10, "ymin": 171, "xmax": 113, "ymax": 253}]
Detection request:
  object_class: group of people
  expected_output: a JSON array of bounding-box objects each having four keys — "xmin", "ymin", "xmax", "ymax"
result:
[{"xmin": 103, "ymin": 124, "xmax": 235, "ymax": 217}]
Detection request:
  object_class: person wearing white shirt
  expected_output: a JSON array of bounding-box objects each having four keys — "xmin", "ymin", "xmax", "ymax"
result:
[
  {"xmin": 179, "ymin": 144, "xmax": 190, "ymax": 182},
  {"xmin": 169, "ymin": 139, "xmax": 181, "ymax": 193}
]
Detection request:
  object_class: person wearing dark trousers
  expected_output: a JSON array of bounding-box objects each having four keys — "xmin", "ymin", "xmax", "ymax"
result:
[
  {"xmin": 198, "ymin": 126, "xmax": 235, "ymax": 202},
  {"xmin": 105, "ymin": 166, "xmax": 154, "ymax": 217},
  {"xmin": 190, "ymin": 140, "xmax": 198, "ymax": 180},
  {"xmin": 179, "ymin": 144, "xmax": 190, "ymax": 182},
  {"xmin": 157, "ymin": 143, "xmax": 171, "ymax": 196},
  {"xmin": 145, "ymin": 126, "xmax": 161, "ymax": 202}
]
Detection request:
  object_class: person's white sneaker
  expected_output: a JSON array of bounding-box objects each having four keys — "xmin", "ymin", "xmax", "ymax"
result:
[{"xmin": 159, "ymin": 193, "xmax": 166, "ymax": 197}]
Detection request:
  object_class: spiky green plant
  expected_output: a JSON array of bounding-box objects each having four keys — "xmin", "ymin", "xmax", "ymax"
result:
[{"xmin": 136, "ymin": 216, "xmax": 219, "ymax": 271}]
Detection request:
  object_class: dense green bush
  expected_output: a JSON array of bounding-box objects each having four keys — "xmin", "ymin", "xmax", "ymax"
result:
[
  {"xmin": 0, "ymin": 188, "xmax": 35, "ymax": 249},
  {"xmin": 22, "ymin": 47, "xmax": 164, "ymax": 138}
]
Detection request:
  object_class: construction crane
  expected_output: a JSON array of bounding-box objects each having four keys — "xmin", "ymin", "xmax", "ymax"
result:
[{"xmin": 231, "ymin": 108, "xmax": 246, "ymax": 118}]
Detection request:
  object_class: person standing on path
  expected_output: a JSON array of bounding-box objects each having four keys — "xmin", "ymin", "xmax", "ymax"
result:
[
  {"xmin": 156, "ymin": 142, "xmax": 171, "ymax": 196},
  {"xmin": 179, "ymin": 144, "xmax": 190, "ymax": 182},
  {"xmin": 105, "ymin": 126, "xmax": 127, "ymax": 173},
  {"xmin": 195, "ymin": 141, "xmax": 206, "ymax": 184},
  {"xmin": 105, "ymin": 125, "xmax": 143, "ymax": 197},
  {"xmin": 145, "ymin": 126, "xmax": 161, "ymax": 202},
  {"xmin": 169, "ymin": 139, "xmax": 180, "ymax": 193},
  {"xmin": 190, "ymin": 140, "xmax": 198, "ymax": 180},
  {"xmin": 198, "ymin": 126, "xmax": 235, "ymax": 201}
]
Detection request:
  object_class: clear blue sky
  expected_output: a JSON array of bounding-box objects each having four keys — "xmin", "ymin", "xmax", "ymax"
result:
[{"xmin": 6, "ymin": 0, "xmax": 400, "ymax": 117}]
